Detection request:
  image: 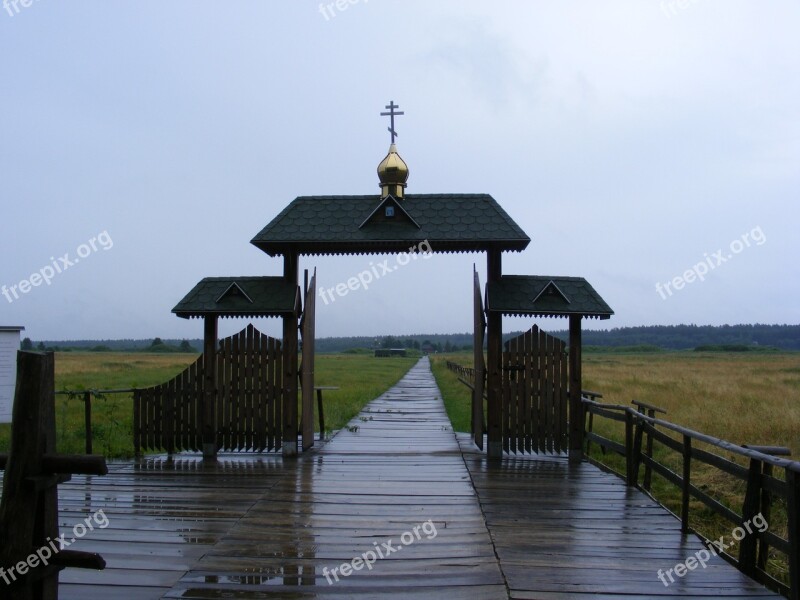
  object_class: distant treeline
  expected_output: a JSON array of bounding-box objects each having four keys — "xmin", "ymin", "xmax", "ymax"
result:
[
  {"xmin": 26, "ymin": 337, "xmax": 199, "ymax": 353},
  {"xmin": 554, "ymin": 324, "xmax": 800, "ymax": 351},
  {"xmin": 28, "ymin": 324, "xmax": 800, "ymax": 353}
]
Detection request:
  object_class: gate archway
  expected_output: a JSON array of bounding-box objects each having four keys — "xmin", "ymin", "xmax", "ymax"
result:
[{"xmin": 156, "ymin": 102, "xmax": 613, "ymax": 461}]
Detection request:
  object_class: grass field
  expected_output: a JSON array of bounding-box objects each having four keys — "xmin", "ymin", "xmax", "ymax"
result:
[
  {"xmin": 432, "ymin": 350, "xmax": 800, "ymax": 452},
  {"xmin": 431, "ymin": 350, "xmax": 800, "ymax": 587},
  {"xmin": 0, "ymin": 352, "xmax": 416, "ymax": 458}
]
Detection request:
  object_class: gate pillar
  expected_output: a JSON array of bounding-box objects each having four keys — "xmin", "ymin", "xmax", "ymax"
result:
[
  {"xmin": 486, "ymin": 250, "xmax": 503, "ymax": 459},
  {"xmin": 568, "ymin": 314, "xmax": 583, "ymax": 463},
  {"xmin": 202, "ymin": 315, "xmax": 218, "ymax": 460},
  {"xmin": 283, "ymin": 253, "xmax": 300, "ymax": 457}
]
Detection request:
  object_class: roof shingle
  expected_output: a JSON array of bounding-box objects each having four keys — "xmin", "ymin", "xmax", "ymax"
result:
[
  {"xmin": 251, "ymin": 194, "xmax": 530, "ymax": 256},
  {"xmin": 172, "ymin": 277, "xmax": 299, "ymax": 319},
  {"xmin": 487, "ymin": 276, "xmax": 613, "ymax": 319}
]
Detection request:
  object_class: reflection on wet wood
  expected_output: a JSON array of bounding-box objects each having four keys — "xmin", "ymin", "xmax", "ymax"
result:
[
  {"xmin": 459, "ymin": 435, "xmax": 780, "ymax": 599},
  {"xmin": 48, "ymin": 358, "xmax": 779, "ymax": 599}
]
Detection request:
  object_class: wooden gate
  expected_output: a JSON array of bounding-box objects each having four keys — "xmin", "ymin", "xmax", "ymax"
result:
[
  {"xmin": 134, "ymin": 324, "xmax": 283, "ymax": 454},
  {"xmin": 472, "ymin": 267, "xmax": 486, "ymax": 449},
  {"xmin": 501, "ymin": 325, "xmax": 568, "ymax": 455},
  {"xmin": 300, "ymin": 269, "xmax": 316, "ymax": 451}
]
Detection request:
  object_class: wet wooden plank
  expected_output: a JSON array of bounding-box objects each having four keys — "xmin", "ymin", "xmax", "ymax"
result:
[
  {"xmin": 42, "ymin": 357, "xmax": 780, "ymax": 599},
  {"xmin": 458, "ymin": 433, "xmax": 781, "ymax": 599}
]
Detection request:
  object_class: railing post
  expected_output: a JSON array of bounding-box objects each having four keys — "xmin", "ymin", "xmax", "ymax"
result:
[
  {"xmin": 585, "ymin": 406, "xmax": 594, "ymax": 456},
  {"xmin": 739, "ymin": 457, "xmax": 763, "ymax": 577},
  {"xmin": 643, "ymin": 408, "xmax": 655, "ymax": 492},
  {"xmin": 316, "ymin": 388, "xmax": 325, "ymax": 442},
  {"xmin": 681, "ymin": 434, "xmax": 691, "ymax": 533},
  {"xmin": 786, "ymin": 467, "xmax": 799, "ymax": 600},
  {"xmin": 631, "ymin": 411, "xmax": 644, "ymax": 487},
  {"xmin": 84, "ymin": 391, "xmax": 93, "ymax": 455},
  {"xmin": 632, "ymin": 400, "xmax": 666, "ymax": 493},
  {"xmin": 624, "ymin": 410, "xmax": 634, "ymax": 486},
  {"xmin": 757, "ymin": 462, "xmax": 774, "ymax": 572}
]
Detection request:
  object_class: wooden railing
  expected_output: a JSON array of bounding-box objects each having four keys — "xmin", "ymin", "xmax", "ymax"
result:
[
  {"xmin": 446, "ymin": 360, "xmax": 487, "ymax": 396},
  {"xmin": 446, "ymin": 360, "xmax": 476, "ymax": 382},
  {"xmin": 55, "ymin": 388, "xmax": 136, "ymax": 455},
  {"xmin": 583, "ymin": 396, "xmax": 799, "ymax": 599}
]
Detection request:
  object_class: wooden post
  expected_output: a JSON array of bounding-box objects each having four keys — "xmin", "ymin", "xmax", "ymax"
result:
[
  {"xmin": 0, "ymin": 352, "xmax": 59, "ymax": 599},
  {"xmin": 283, "ymin": 252, "xmax": 299, "ymax": 457},
  {"xmin": 83, "ymin": 391, "xmax": 92, "ymax": 455},
  {"xmin": 316, "ymin": 388, "xmax": 325, "ymax": 442},
  {"xmin": 485, "ymin": 250, "xmax": 503, "ymax": 459},
  {"xmin": 301, "ymin": 270, "xmax": 316, "ymax": 451},
  {"xmin": 631, "ymin": 414, "xmax": 644, "ymax": 486},
  {"xmin": 757, "ymin": 462, "xmax": 774, "ymax": 572},
  {"xmin": 472, "ymin": 267, "xmax": 485, "ymax": 450},
  {"xmin": 787, "ymin": 467, "xmax": 799, "ymax": 600},
  {"xmin": 624, "ymin": 410, "xmax": 634, "ymax": 486},
  {"xmin": 739, "ymin": 457, "xmax": 763, "ymax": 576},
  {"xmin": 568, "ymin": 314, "xmax": 583, "ymax": 463},
  {"xmin": 681, "ymin": 435, "xmax": 692, "ymax": 533},
  {"xmin": 644, "ymin": 408, "xmax": 655, "ymax": 491},
  {"xmin": 202, "ymin": 316, "xmax": 218, "ymax": 460}
]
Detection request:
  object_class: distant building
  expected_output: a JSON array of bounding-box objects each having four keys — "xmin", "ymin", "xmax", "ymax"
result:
[{"xmin": 374, "ymin": 348, "xmax": 407, "ymax": 358}]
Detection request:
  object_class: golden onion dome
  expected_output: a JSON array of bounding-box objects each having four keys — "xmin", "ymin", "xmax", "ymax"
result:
[{"xmin": 377, "ymin": 144, "xmax": 409, "ymax": 198}]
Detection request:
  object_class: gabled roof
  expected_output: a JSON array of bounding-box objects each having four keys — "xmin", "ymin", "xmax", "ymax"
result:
[
  {"xmin": 487, "ymin": 276, "xmax": 614, "ymax": 319},
  {"xmin": 172, "ymin": 277, "xmax": 300, "ymax": 319},
  {"xmin": 251, "ymin": 194, "xmax": 530, "ymax": 256}
]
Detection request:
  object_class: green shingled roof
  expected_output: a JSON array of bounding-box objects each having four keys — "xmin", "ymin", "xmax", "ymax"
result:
[
  {"xmin": 487, "ymin": 276, "xmax": 614, "ymax": 319},
  {"xmin": 172, "ymin": 277, "xmax": 299, "ymax": 319},
  {"xmin": 251, "ymin": 194, "xmax": 530, "ymax": 256}
]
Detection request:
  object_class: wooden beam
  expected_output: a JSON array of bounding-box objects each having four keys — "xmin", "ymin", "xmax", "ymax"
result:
[
  {"xmin": 0, "ymin": 454, "xmax": 107, "ymax": 476},
  {"xmin": 568, "ymin": 314, "xmax": 583, "ymax": 463},
  {"xmin": 486, "ymin": 250, "xmax": 503, "ymax": 459},
  {"xmin": 202, "ymin": 315, "xmax": 218, "ymax": 460}
]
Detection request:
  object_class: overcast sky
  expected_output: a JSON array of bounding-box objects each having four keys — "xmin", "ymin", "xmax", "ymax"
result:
[{"xmin": 1, "ymin": 1, "xmax": 798, "ymax": 341}]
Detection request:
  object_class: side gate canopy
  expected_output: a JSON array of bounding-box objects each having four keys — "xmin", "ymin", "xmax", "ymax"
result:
[
  {"xmin": 485, "ymin": 274, "xmax": 613, "ymax": 461},
  {"xmin": 486, "ymin": 275, "xmax": 613, "ymax": 320},
  {"xmin": 172, "ymin": 276, "xmax": 300, "ymax": 319},
  {"xmin": 169, "ymin": 276, "xmax": 304, "ymax": 459}
]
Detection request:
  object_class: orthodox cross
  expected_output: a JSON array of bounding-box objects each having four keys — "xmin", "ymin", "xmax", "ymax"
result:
[{"xmin": 380, "ymin": 101, "xmax": 404, "ymax": 144}]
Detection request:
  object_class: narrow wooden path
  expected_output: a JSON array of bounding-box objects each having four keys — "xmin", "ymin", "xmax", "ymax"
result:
[{"xmin": 53, "ymin": 357, "xmax": 779, "ymax": 599}]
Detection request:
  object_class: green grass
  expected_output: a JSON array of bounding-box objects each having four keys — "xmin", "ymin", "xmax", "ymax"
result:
[
  {"xmin": 0, "ymin": 352, "xmax": 416, "ymax": 459},
  {"xmin": 308, "ymin": 354, "xmax": 417, "ymax": 436},
  {"xmin": 430, "ymin": 352, "xmax": 474, "ymax": 432}
]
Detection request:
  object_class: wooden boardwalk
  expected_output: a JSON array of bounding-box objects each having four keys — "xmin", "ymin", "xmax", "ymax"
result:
[{"xmin": 51, "ymin": 357, "xmax": 779, "ymax": 599}]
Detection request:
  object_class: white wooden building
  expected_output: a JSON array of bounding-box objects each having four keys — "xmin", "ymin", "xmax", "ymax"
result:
[{"xmin": 0, "ymin": 326, "xmax": 24, "ymax": 423}]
